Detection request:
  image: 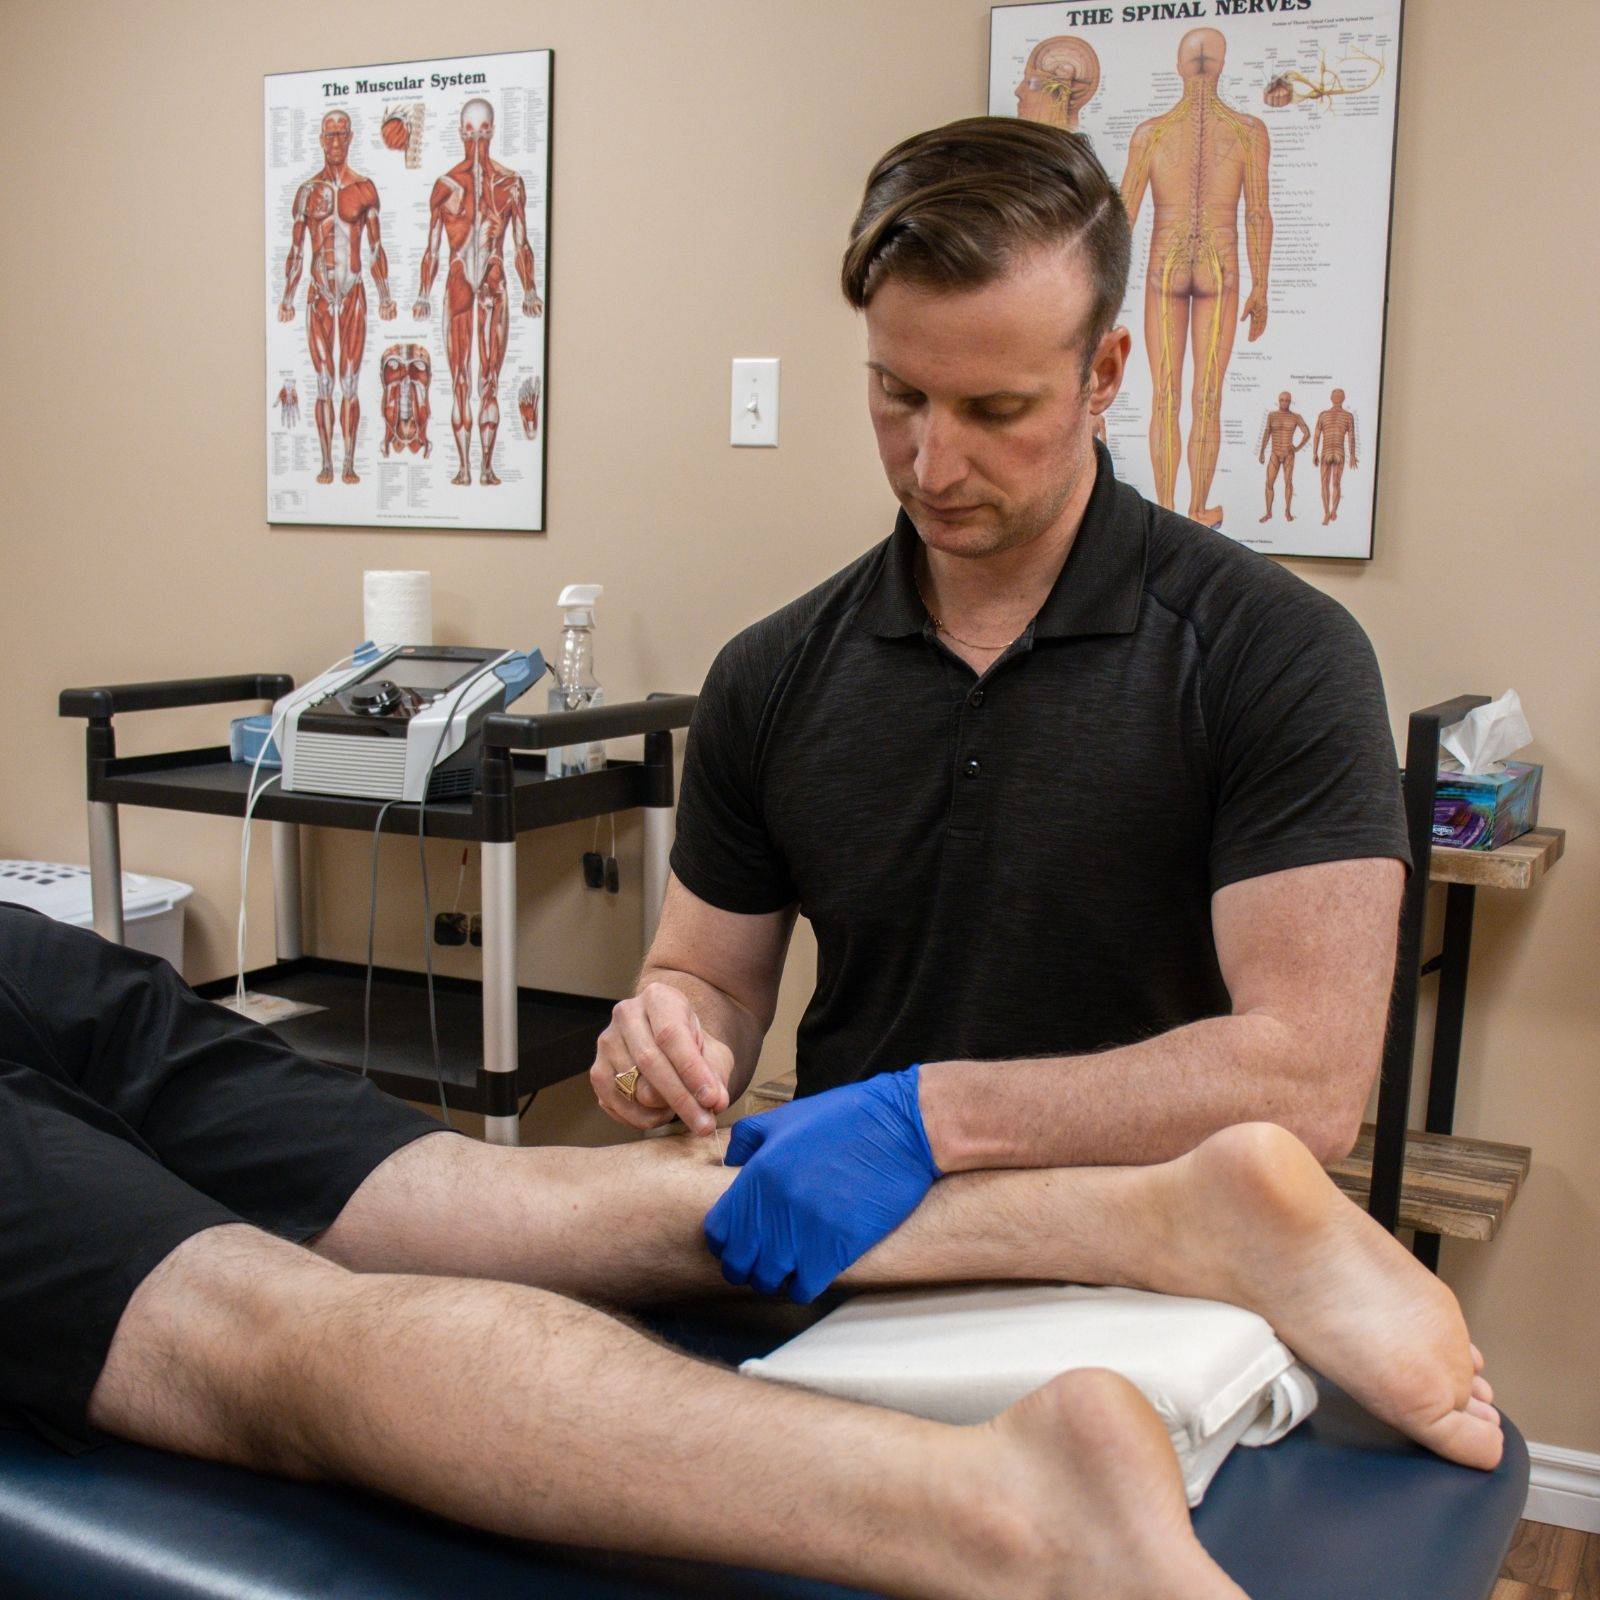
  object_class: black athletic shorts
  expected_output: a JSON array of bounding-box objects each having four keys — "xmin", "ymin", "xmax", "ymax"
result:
[{"xmin": 0, "ymin": 903, "xmax": 443, "ymax": 1450}]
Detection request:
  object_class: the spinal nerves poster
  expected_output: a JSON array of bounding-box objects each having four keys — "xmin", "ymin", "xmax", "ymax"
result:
[{"xmin": 992, "ymin": 3, "xmax": 1400, "ymax": 559}]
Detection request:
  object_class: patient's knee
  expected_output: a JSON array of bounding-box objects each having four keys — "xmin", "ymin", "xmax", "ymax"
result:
[{"xmin": 88, "ymin": 1223, "xmax": 352, "ymax": 1477}]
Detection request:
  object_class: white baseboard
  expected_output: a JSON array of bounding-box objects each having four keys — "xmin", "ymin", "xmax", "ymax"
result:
[{"xmin": 1525, "ymin": 1441, "xmax": 1600, "ymax": 1533}]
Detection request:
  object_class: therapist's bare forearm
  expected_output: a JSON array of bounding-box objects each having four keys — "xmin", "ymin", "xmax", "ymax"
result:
[
  {"xmin": 636, "ymin": 964, "xmax": 767, "ymax": 1100},
  {"xmin": 920, "ymin": 1013, "xmax": 1366, "ymax": 1173}
]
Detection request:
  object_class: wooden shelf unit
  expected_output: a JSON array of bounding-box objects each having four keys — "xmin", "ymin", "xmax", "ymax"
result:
[
  {"xmin": 1430, "ymin": 827, "xmax": 1565, "ymax": 891},
  {"xmin": 1327, "ymin": 1124, "xmax": 1531, "ymax": 1242}
]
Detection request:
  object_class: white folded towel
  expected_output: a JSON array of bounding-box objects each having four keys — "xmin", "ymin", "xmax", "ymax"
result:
[{"xmin": 740, "ymin": 1283, "xmax": 1317, "ymax": 1506}]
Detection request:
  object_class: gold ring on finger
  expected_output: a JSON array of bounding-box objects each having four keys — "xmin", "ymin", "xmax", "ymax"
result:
[{"xmin": 614, "ymin": 1067, "xmax": 640, "ymax": 1100}]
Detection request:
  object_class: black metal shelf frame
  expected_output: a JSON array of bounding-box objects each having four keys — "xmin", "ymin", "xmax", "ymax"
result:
[{"xmin": 1372, "ymin": 694, "xmax": 1491, "ymax": 1268}]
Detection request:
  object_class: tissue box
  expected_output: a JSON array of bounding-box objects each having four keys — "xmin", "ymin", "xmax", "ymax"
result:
[{"xmin": 1432, "ymin": 760, "xmax": 1541, "ymax": 851}]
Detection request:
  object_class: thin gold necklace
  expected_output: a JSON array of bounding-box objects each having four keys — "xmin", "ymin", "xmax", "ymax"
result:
[{"xmin": 915, "ymin": 577, "xmax": 1028, "ymax": 651}]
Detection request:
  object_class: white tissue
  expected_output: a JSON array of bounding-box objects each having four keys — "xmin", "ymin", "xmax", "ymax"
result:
[
  {"xmin": 1439, "ymin": 690, "xmax": 1531, "ymax": 776},
  {"xmin": 363, "ymin": 570, "xmax": 433, "ymax": 648}
]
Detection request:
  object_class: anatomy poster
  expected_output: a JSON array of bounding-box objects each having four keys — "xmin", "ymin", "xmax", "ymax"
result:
[
  {"xmin": 991, "ymin": 3, "xmax": 1401, "ymax": 559},
  {"xmin": 265, "ymin": 50, "xmax": 550, "ymax": 531}
]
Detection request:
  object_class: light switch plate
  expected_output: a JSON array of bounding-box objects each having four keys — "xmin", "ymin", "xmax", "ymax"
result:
[{"xmin": 731, "ymin": 358, "xmax": 779, "ymax": 447}]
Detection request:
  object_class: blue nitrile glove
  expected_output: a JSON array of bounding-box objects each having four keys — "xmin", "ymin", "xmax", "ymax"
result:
[{"xmin": 703, "ymin": 1064, "xmax": 941, "ymax": 1303}]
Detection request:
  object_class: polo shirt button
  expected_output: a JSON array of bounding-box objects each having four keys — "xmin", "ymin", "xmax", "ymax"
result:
[
  {"xmin": 962, "ymin": 757, "xmax": 982, "ymax": 779},
  {"xmin": 969, "ymin": 689, "xmax": 985, "ymax": 707}
]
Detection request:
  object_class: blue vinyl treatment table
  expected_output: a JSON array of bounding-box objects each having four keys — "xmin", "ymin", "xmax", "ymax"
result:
[{"xmin": 0, "ymin": 1300, "xmax": 1527, "ymax": 1600}]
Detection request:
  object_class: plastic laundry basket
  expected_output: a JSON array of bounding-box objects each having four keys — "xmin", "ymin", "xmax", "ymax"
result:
[{"xmin": 0, "ymin": 862, "xmax": 194, "ymax": 973}]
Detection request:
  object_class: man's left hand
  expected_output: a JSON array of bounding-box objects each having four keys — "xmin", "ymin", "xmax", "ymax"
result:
[{"xmin": 703, "ymin": 1065, "xmax": 940, "ymax": 1303}]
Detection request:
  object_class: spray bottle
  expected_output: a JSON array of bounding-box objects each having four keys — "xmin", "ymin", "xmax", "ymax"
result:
[{"xmin": 547, "ymin": 584, "xmax": 605, "ymax": 777}]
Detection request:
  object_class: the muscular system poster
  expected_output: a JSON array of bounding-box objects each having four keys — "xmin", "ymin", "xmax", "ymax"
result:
[
  {"xmin": 991, "ymin": 2, "xmax": 1401, "ymax": 560},
  {"xmin": 265, "ymin": 50, "xmax": 550, "ymax": 531}
]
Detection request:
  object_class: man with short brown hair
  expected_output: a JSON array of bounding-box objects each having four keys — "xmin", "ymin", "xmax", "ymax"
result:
[{"xmin": 598, "ymin": 114, "xmax": 1408, "ymax": 1328}]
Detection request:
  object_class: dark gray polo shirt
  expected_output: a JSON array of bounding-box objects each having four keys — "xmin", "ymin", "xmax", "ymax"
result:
[{"xmin": 671, "ymin": 445, "xmax": 1409, "ymax": 1097}]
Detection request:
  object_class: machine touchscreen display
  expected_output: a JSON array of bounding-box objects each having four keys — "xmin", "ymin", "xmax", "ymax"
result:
[{"xmin": 380, "ymin": 658, "xmax": 477, "ymax": 695}]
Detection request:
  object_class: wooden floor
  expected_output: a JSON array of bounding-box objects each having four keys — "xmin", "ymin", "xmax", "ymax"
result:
[{"xmin": 1493, "ymin": 1521, "xmax": 1600, "ymax": 1599}]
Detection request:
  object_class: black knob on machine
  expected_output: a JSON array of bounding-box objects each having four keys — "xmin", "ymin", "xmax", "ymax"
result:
[{"xmin": 350, "ymin": 679, "xmax": 401, "ymax": 715}]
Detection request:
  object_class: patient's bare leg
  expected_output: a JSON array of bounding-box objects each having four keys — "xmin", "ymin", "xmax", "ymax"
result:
[
  {"xmin": 90, "ymin": 1224, "xmax": 1243, "ymax": 1600},
  {"xmin": 317, "ymin": 1122, "xmax": 1502, "ymax": 1470}
]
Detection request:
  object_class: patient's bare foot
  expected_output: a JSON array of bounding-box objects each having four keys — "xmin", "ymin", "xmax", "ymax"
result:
[
  {"xmin": 967, "ymin": 1368, "xmax": 1247, "ymax": 1600},
  {"xmin": 1168, "ymin": 1124, "xmax": 1502, "ymax": 1471}
]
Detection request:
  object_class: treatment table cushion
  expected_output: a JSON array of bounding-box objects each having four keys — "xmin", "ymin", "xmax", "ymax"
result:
[
  {"xmin": 739, "ymin": 1283, "xmax": 1318, "ymax": 1506},
  {"xmin": 0, "ymin": 1300, "xmax": 1528, "ymax": 1600}
]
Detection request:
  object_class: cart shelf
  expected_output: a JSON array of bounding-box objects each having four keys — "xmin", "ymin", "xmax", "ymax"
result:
[
  {"xmin": 196, "ymin": 958, "xmax": 612, "ymax": 1114},
  {"xmin": 89, "ymin": 746, "xmax": 652, "ymax": 838}
]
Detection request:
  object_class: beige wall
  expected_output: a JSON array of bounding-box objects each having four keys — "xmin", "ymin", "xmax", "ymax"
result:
[{"xmin": 2, "ymin": 0, "xmax": 1595, "ymax": 1451}]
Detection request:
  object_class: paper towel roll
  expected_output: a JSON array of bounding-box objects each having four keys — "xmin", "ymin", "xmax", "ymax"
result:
[{"xmin": 364, "ymin": 570, "xmax": 433, "ymax": 648}]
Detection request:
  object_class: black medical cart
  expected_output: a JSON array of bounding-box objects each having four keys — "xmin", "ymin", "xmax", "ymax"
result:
[{"xmin": 58, "ymin": 672, "xmax": 695, "ymax": 1145}]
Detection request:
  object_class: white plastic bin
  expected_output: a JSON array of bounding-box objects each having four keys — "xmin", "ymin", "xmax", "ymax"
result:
[{"xmin": 0, "ymin": 861, "xmax": 194, "ymax": 973}]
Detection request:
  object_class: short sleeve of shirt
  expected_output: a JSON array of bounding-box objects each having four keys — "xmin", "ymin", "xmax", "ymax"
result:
[
  {"xmin": 670, "ymin": 630, "xmax": 799, "ymax": 915},
  {"xmin": 1204, "ymin": 585, "xmax": 1410, "ymax": 891}
]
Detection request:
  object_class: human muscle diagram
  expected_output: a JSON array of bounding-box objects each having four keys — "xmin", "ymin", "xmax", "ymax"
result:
[
  {"xmin": 265, "ymin": 50, "xmax": 550, "ymax": 531},
  {"xmin": 276, "ymin": 381, "xmax": 299, "ymax": 428},
  {"xmin": 380, "ymin": 344, "xmax": 433, "ymax": 457},
  {"xmin": 278, "ymin": 110, "xmax": 397, "ymax": 485},
  {"xmin": 992, "ymin": 2, "xmax": 1401, "ymax": 559},
  {"xmin": 381, "ymin": 102, "xmax": 426, "ymax": 167},
  {"xmin": 413, "ymin": 98, "xmax": 543, "ymax": 487},
  {"xmin": 518, "ymin": 375, "xmax": 541, "ymax": 440}
]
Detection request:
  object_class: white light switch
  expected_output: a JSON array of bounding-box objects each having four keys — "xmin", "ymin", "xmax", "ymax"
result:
[{"xmin": 731, "ymin": 358, "xmax": 779, "ymax": 447}]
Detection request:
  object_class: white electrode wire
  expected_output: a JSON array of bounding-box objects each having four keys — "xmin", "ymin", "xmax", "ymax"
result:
[
  {"xmin": 235, "ymin": 651, "xmax": 362, "ymax": 1008},
  {"xmin": 237, "ymin": 713, "xmax": 289, "ymax": 1006},
  {"xmin": 235, "ymin": 768, "xmax": 283, "ymax": 1004}
]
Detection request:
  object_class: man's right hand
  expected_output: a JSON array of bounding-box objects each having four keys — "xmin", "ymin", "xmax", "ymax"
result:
[{"xmin": 590, "ymin": 981, "xmax": 733, "ymax": 1135}]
